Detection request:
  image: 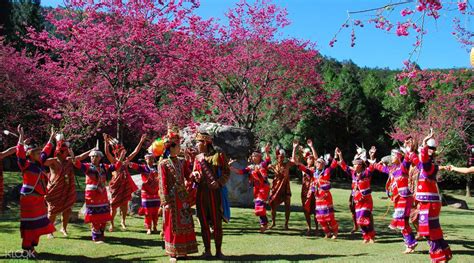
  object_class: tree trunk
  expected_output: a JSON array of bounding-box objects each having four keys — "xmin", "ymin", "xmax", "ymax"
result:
[
  {"xmin": 466, "ymin": 176, "xmax": 472, "ymax": 198},
  {"xmin": 116, "ymin": 116, "xmax": 123, "ymax": 143}
]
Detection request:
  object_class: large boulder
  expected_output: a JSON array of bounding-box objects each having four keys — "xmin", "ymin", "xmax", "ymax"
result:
[
  {"xmin": 182, "ymin": 123, "xmax": 255, "ymax": 207},
  {"xmin": 128, "ymin": 174, "xmax": 143, "ymax": 215}
]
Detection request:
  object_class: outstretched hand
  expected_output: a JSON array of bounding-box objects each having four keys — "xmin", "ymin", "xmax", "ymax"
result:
[
  {"xmin": 17, "ymin": 125, "xmax": 24, "ymax": 144},
  {"xmin": 369, "ymin": 146, "xmax": 376, "ymax": 159},
  {"xmin": 264, "ymin": 142, "xmax": 271, "ymax": 153},
  {"xmin": 48, "ymin": 126, "xmax": 56, "ymax": 142},
  {"xmin": 292, "ymin": 140, "xmax": 299, "ymax": 149},
  {"xmin": 423, "ymin": 128, "xmax": 434, "ymax": 146}
]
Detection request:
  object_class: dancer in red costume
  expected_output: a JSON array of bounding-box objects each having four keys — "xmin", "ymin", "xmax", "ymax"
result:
[
  {"xmin": 129, "ymin": 151, "xmax": 162, "ymax": 235},
  {"xmin": 104, "ymin": 134, "xmax": 145, "ymax": 231},
  {"xmin": 337, "ymin": 147, "xmax": 376, "ymax": 244},
  {"xmin": 267, "ymin": 142, "xmax": 297, "ymax": 230},
  {"xmin": 410, "ymin": 129, "xmax": 452, "ymax": 262},
  {"xmin": 44, "ymin": 134, "xmax": 91, "ymax": 238},
  {"xmin": 159, "ymin": 130, "xmax": 198, "ymax": 262},
  {"xmin": 231, "ymin": 143, "xmax": 272, "ymax": 232},
  {"xmin": 74, "ymin": 146, "xmax": 124, "ymax": 243},
  {"xmin": 14, "ymin": 125, "xmax": 56, "ymax": 256},
  {"xmin": 296, "ymin": 140, "xmax": 319, "ymax": 236},
  {"xmin": 294, "ymin": 143, "xmax": 339, "ymax": 239}
]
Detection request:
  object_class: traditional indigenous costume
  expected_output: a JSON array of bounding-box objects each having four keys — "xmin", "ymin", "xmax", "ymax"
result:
[
  {"xmin": 129, "ymin": 161, "xmax": 160, "ymax": 230},
  {"xmin": 340, "ymin": 159, "xmax": 376, "ymax": 242},
  {"xmin": 45, "ymin": 140, "xmax": 76, "ymax": 221},
  {"xmin": 268, "ymin": 156, "xmax": 292, "ymax": 210},
  {"xmin": 236, "ymin": 153, "xmax": 271, "ymax": 228},
  {"xmin": 413, "ymin": 142, "xmax": 452, "ymax": 262},
  {"xmin": 299, "ymin": 159, "xmax": 339, "ymax": 237},
  {"xmin": 74, "ymin": 157, "xmax": 120, "ymax": 242},
  {"xmin": 159, "ymin": 132, "xmax": 198, "ymax": 257},
  {"xmin": 16, "ymin": 143, "xmax": 56, "ymax": 251},
  {"xmin": 109, "ymin": 143, "xmax": 138, "ymax": 210},
  {"xmin": 374, "ymin": 150, "xmax": 417, "ymax": 250},
  {"xmin": 192, "ymin": 132, "xmax": 230, "ymax": 255}
]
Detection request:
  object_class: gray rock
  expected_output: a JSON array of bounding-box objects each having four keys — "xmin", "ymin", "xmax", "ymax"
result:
[
  {"xmin": 181, "ymin": 123, "xmax": 255, "ymax": 160},
  {"xmin": 128, "ymin": 174, "xmax": 143, "ymax": 215},
  {"xmin": 181, "ymin": 123, "xmax": 255, "ymax": 207}
]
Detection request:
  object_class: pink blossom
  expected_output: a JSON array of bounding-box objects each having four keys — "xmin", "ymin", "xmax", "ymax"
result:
[{"xmin": 399, "ymin": 85, "xmax": 408, "ymax": 95}]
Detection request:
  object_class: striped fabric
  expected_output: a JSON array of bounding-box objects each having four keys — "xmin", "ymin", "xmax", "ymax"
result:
[
  {"xmin": 419, "ymin": 202, "xmax": 452, "ymax": 262},
  {"xmin": 45, "ymin": 161, "xmax": 76, "ymax": 215},
  {"xmin": 109, "ymin": 167, "xmax": 138, "ymax": 209}
]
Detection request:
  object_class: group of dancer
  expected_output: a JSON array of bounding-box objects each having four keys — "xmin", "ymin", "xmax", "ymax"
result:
[{"xmin": 0, "ymin": 124, "xmax": 471, "ymax": 263}]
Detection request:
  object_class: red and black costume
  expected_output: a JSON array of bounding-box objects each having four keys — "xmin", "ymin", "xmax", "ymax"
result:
[{"xmin": 16, "ymin": 142, "xmax": 56, "ymax": 251}]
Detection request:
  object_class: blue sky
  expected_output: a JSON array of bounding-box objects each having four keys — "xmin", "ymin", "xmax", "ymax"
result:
[{"xmin": 40, "ymin": 0, "xmax": 472, "ymax": 69}]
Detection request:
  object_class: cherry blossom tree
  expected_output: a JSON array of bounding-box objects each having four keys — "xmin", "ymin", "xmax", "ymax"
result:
[
  {"xmin": 183, "ymin": 0, "xmax": 339, "ymax": 132},
  {"xmin": 330, "ymin": 0, "xmax": 473, "ymax": 61},
  {"xmin": 26, "ymin": 0, "xmax": 201, "ymax": 143}
]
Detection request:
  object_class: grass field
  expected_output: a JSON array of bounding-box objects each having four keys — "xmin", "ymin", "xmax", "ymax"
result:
[{"xmin": 1, "ymin": 171, "xmax": 473, "ymax": 262}]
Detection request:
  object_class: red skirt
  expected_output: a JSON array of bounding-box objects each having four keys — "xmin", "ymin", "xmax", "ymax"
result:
[
  {"xmin": 315, "ymin": 191, "xmax": 336, "ymax": 223},
  {"xmin": 109, "ymin": 170, "xmax": 138, "ymax": 209},
  {"xmin": 84, "ymin": 190, "xmax": 112, "ymax": 224},
  {"xmin": 20, "ymin": 195, "xmax": 56, "ymax": 241},
  {"xmin": 163, "ymin": 202, "xmax": 198, "ymax": 256},
  {"xmin": 138, "ymin": 191, "xmax": 160, "ymax": 216},
  {"xmin": 355, "ymin": 195, "xmax": 373, "ymax": 227},
  {"xmin": 46, "ymin": 175, "xmax": 76, "ymax": 215},
  {"xmin": 390, "ymin": 196, "xmax": 413, "ymax": 230}
]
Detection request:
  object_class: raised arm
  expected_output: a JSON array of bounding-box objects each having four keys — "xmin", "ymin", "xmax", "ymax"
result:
[
  {"xmin": 16, "ymin": 125, "xmax": 28, "ymax": 170},
  {"xmin": 126, "ymin": 134, "xmax": 146, "ymax": 162},
  {"xmin": 75, "ymin": 148, "xmax": 93, "ymax": 162},
  {"xmin": 307, "ymin": 139, "xmax": 318, "ymax": 159},
  {"xmin": 0, "ymin": 146, "xmax": 16, "ymax": 160},
  {"xmin": 103, "ymin": 134, "xmax": 117, "ymax": 163},
  {"xmin": 449, "ymin": 166, "xmax": 474, "ymax": 174},
  {"xmin": 38, "ymin": 126, "xmax": 55, "ymax": 166}
]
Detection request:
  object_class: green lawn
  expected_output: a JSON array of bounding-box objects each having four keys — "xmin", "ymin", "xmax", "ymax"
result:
[{"xmin": 1, "ymin": 171, "xmax": 473, "ymax": 262}]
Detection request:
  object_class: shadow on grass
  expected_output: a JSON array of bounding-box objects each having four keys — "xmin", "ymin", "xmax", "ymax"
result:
[
  {"xmin": 27, "ymin": 251, "xmax": 152, "ymax": 262},
  {"xmin": 219, "ymin": 253, "xmax": 368, "ymax": 261},
  {"xmin": 68, "ymin": 235, "xmax": 163, "ymax": 249}
]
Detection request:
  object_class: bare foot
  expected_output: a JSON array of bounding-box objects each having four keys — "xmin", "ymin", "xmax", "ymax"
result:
[
  {"xmin": 324, "ymin": 234, "xmax": 331, "ymax": 239},
  {"xmin": 350, "ymin": 227, "xmax": 358, "ymax": 234},
  {"xmin": 121, "ymin": 222, "xmax": 127, "ymax": 230},
  {"xmin": 201, "ymin": 251, "xmax": 212, "ymax": 259},
  {"xmin": 169, "ymin": 257, "xmax": 177, "ymax": 263},
  {"xmin": 215, "ymin": 251, "xmax": 225, "ymax": 259},
  {"xmin": 284, "ymin": 224, "xmax": 289, "ymax": 230},
  {"xmin": 146, "ymin": 229, "xmax": 152, "ymax": 235},
  {"xmin": 362, "ymin": 239, "xmax": 369, "ymax": 244},
  {"xmin": 305, "ymin": 229, "xmax": 311, "ymax": 236},
  {"xmin": 109, "ymin": 225, "xmax": 114, "ymax": 232},
  {"xmin": 331, "ymin": 234, "xmax": 338, "ymax": 239},
  {"xmin": 47, "ymin": 233, "xmax": 54, "ymax": 239},
  {"xmin": 403, "ymin": 247, "xmax": 415, "ymax": 254},
  {"xmin": 260, "ymin": 224, "xmax": 268, "ymax": 233},
  {"xmin": 268, "ymin": 224, "xmax": 275, "ymax": 229},
  {"xmin": 94, "ymin": 240, "xmax": 104, "ymax": 244},
  {"xmin": 153, "ymin": 227, "xmax": 158, "ymax": 233},
  {"xmin": 60, "ymin": 228, "xmax": 68, "ymax": 237},
  {"xmin": 368, "ymin": 239, "xmax": 375, "ymax": 244}
]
